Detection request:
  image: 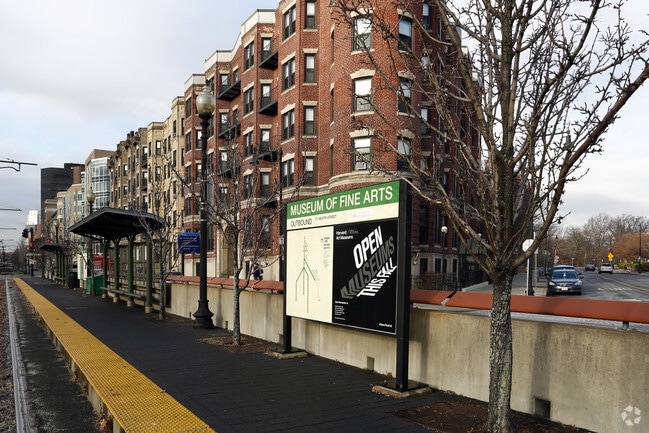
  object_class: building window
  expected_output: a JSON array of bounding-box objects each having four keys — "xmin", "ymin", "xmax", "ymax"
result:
[
  {"xmin": 219, "ymin": 73, "xmax": 228, "ymax": 92},
  {"xmin": 305, "ymin": 0, "xmax": 316, "ymax": 29},
  {"xmin": 282, "ymin": 109, "xmax": 295, "ymax": 140},
  {"xmin": 283, "ymin": 6, "xmax": 296, "ymax": 40},
  {"xmin": 260, "ymin": 216, "xmax": 271, "ymax": 249},
  {"xmin": 244, "ymin": 42, "xmax": 254, "ymax": 69},
  {"xmin": 260, "ymin": 172, "xmax": 271, "ymax": 197},
  {"xmin": 398, "ymin": 78, "xmax": 412, "ymax": 113},
  {"xmin": 422, "ymin": 3, "xmax": 432, "ymax": 29},
  {"xmin": 419, "ymin": 205, "xmax": 429, "ymax": 244},
  {"xmin": 304, "ymin": 106, "xmax": 315, "ymax": 135},
  {"xmin": 244, "ymin": 87, "xmax": 254, "ymax": 114},
  {"xmin": 422, "ymin": 53, "xmax": 430, "ymax": 82},
  {"xmin": 185, "ymin": 97, "xmax": 192, "ymax": 116},
  {"xmin": 397, "ymin": 137, "xmax": 411, "ymax": 171},
  {"xmin": 421, "ymin": 107, "xmax": 431, "ymax": 135},
  {"xmin": 282, "ymin": 58, "xmax": 295, "ymax": 90},
  {"xmin": 219, "ymin": 150, "xmax": 228, "ymax": 173},
  {"xmin": 260, "ymin": 128, "xmax": 271, "ymax": 152},
  {"xmin": 353, "ymin": 77, "xmax": 372, "ymax": 112},
  {"xmin": 398, "ymin": 16, "xmax": 413, "ymax": 51},
  {"xmin": 304, "ymin": 54, "xmax": 316, "ymax": 83},
  {"xmin": 353, "ymin": 137, "xmax": 371, "ymax": 170},
  {"xmin": 282, "ymin": 159, "xmax": 295, "ymax": 188},
  {"xmin": 185, "ymin": 132, "xmax": 191, "ymax": 151},
  {"xmin": 304, "ymin": 156, "xmax": 314, "ymax": 185},
  {"xmin": 261, "ymin": 38, "xmax": 272, "ymax": 60},
  {"xmin": 330, "ymin": 88, "xmax": 335, "ymax": 122},
  {"xmin": 244, "ymin": 131, "xmax": 254, "ymax": 157},
  {"xmin": 243, "ymin": 174, "xmax": 253, "ymax": 199},
  {"xmin": 156, "ymin": 140, "xmax": 161, "ymax": 155},
  {"xmin": 353, "ymin": 15, "xmax": 372, "ymax": 50},
  {"xmin": 219, "ymin": 185, "xmax": 228, "ymax": 202}
]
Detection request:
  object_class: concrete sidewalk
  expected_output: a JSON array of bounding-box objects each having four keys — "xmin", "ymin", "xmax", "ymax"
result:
[
  {"xmin": 464, "ymin": 271, "xmax": 546, "ymax": 296},
  {"xmin": 15, "ymin": 276, "xmax": 464, "ymax": 433}
]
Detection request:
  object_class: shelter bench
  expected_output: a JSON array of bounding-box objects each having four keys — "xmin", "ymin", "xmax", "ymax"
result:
[{"xmin": 101, "ymin": 287, "xmax": 147, "ymax": 304}]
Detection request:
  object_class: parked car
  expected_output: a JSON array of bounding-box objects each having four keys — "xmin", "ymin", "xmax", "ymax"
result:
[
  {"xmin": 551, "ymin": 264, "xmax": 576, "ymax": 273},
  {"xmin": 598, "ymin": 263, "xmax": 613, "ymax": 274},
  {"xmin": 585, "ymin": 263, "xmax": 596, "ymax": 272},
  {"xmin": 547, "ymin": 268, "xmax": 583, "ymax": 295}
]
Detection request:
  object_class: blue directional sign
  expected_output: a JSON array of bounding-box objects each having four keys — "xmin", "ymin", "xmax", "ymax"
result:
[{"xmin": 178, "ymin": 232, "xmax": 200, "ymax": 253}]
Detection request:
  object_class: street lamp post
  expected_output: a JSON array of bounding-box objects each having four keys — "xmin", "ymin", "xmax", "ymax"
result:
[
  {"xmin": 193, "ymin": 85, "xmax": 216, "ymax": 329},
  {"xmin": 54, "ymin": 219, "xmax": 60, "ymax": 282},
  {"xmin": 87, "ymin": 187, "xmax": 96, "ymax": 295},
  {"xmin": 441, "ymin": 225, "xmax": 448, "ymax": 289}
]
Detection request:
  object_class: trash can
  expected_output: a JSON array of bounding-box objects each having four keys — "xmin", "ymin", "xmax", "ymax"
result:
[
  {"xmin": 68, "ymin": 271, "xmax": 78, "ymax": 289},
  {"xmin": 85, "ymin": 274, "xmax": 104, "ymax": 295}
]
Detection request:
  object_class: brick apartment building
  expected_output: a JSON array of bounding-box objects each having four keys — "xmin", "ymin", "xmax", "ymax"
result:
[{"xmin": 180, "ymin": 0, "xmax": 481, "ymax": 286}]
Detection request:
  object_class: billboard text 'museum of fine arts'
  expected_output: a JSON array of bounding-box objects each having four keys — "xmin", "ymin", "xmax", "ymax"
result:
[{"xmin": 285, "ymin": 181, "xmax": 402, "ymax": 334}]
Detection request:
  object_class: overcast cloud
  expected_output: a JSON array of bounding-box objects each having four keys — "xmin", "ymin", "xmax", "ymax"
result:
[{"xmin": 1, "ymin": 0, "xmax": 648, "ymax": 249}]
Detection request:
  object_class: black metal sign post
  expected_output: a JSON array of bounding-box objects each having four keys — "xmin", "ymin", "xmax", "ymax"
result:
[{"xmin": 394, "ymin": 181, "xmax": 412, "ymax": 391}]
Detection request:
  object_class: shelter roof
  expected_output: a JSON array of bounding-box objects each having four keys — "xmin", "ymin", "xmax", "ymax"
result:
[{"xmin": 68, "ymin": 207, "xmax": 166, "ymax": 241}]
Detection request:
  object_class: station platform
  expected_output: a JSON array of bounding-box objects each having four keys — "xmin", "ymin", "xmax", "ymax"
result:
[{"xmin": 13, "ymin": 276, "xmax": 459, "ymax": 433}]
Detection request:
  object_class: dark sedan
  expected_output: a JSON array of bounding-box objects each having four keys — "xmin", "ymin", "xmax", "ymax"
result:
[{"xmin": 547, "ymin": 269, "xmax": 583, "ymax": 295}]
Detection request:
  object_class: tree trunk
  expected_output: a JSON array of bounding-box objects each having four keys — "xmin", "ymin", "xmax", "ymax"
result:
[
  {"xmin": 232, "ymin": 275, "xmax": 241, "ymax": 346},
  {"xmin": 488, "ymin": 273, "xmax": 514, "ymax": 432},
  {"xmin": 158, "ymin": 275, "xmax": 166, "ymax": 321}
]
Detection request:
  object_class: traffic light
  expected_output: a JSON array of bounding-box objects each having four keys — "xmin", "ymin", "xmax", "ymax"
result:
[
  {"xmin": 22, "ymin": 229, "xmax": 28, "ymax": 238},
  {"xmin": 29, "ymin": 242, "xmax": 35, "ymax": 252}
]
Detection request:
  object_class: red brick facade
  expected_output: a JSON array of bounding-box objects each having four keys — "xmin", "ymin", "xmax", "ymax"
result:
[{"xmin": 182, "ymin": 1, "xmax": 480, "ymax": 282}]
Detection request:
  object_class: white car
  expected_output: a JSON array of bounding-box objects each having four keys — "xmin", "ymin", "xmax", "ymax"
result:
[{"xmin": 598, "ymin": 263, "xmax": 613, "ymax": 274}]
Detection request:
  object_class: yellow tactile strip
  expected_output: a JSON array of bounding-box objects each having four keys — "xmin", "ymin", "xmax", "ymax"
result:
[{"xmin": 15, "ymin": 279, "xmax": 216, "ymax": 433}]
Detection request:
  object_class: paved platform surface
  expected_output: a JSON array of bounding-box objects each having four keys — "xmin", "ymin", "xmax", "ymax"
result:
[{"xmin": 13, "ymin": 276, "xmax": 466, "ymax": 433}]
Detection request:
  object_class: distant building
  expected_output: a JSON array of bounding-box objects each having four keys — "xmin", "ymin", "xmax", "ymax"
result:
[{"xmin": 40, "ymin": 163, "xmax": 84, "ymax": 226}]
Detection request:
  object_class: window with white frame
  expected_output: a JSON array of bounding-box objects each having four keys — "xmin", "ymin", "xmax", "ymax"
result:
[
  {"xmin": 398, "ymin": 77, "xmax": 413, "ymax": 113},
  {"xmin": 244, "ymin": 131, "xmax": 254, "ymax": 157},
  {"xmin": 304, "ymin": 106, "xmax": 315, "ymax": 135},
  {"xmin": 282, "ymin": 109, "xmax": 295, "ymax": 140},
  {"xmin": 260, "ymin": 171, "xmax": 271, "ymax": 197},
  {"xmin": 421, "ymin": 107, "xmax": 431, "ymax": 135},
  {"xmin": 244, "ymin": 86, "xmax": 254, "ymax": 114},
  {"xmin": 353, "ymin": 15, "xmax": 372, "ymax": 50},
  {"xmin": 353, "ymin": 137, "xmax": 371, "ymax": 170},
  {"xmin": 304, "ymin": 54, "xmax": 316, "ymax": 83},
  {"xmin": 282, "ymin": 158, "xmax": 295, "ymax": 187},
  {"xmin": 305, "ymin": 0, "xmax": 316, "ymax": 29},
  {"xmin": 304, "ymin": 156, "xmax": 314, "ymax": 185},
  {"xmin": 260, "ymin": 128, "xmax": 271, "ymax": 152},
  {"xmin": 422, "ymin": 3, "xmax": 432, "ymax": 29},
  {"xmin": 397, "ymin": 137, "xmax": 411, "ymax": 171},
  {"xmin": 353, "ymin": 77, "xmax": 372, "ymax": 112},
  {"xmin": 243, "ymin": 173, "xmax": 253, "ymax": 198},
  {"xmin": 283, "ymin": 6, "xmax": 296, "ymax": 40},
  {"xmin": 398, "ymin": 16, "xmax": 413, "ymax": 51},
  {"xmin": 244, "ymin": 42, "xmax": 254, "ymax": 69},
  {"xmin": 283, "ymin": 58, "xmax": 295, "ymax": 90}
]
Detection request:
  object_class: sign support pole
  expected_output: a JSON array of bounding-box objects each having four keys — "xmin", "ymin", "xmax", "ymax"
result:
[{"xmin": 395, "ymin": 181, "xmax": 412, "ymax": 391}]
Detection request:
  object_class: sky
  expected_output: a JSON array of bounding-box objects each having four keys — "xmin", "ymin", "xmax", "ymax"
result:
[{"xmin": 1, "ymin": 0, "xmax": 648, "ymax": 251}]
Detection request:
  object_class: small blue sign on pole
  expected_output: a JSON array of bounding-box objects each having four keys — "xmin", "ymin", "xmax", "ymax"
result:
[{"xmin": 178, "ymin": 232, "xmax": 200, "ymax": 253}]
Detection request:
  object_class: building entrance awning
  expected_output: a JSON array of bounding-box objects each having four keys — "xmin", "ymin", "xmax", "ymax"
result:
[{"xmin": 68, "ymin": 207, "xmax": 166, "ymax": 241}]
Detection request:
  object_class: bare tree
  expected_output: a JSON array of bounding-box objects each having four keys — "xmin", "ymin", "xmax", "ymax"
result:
[
  {"xmin": 133, "ymin": 154, "xmax": 199, "ymax": 320},
  {"xmin": 205, "ymin": 133, "xmax": 287, "ymax": 346},
  {"xmin": 333, "ymin": 1, "xmax": 649, "ymax": 431}
]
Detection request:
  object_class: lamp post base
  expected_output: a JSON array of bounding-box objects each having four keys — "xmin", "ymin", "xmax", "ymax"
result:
[{"xmin": 193, "ymin": 300, "xmax": 214, "ymax": 329}]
